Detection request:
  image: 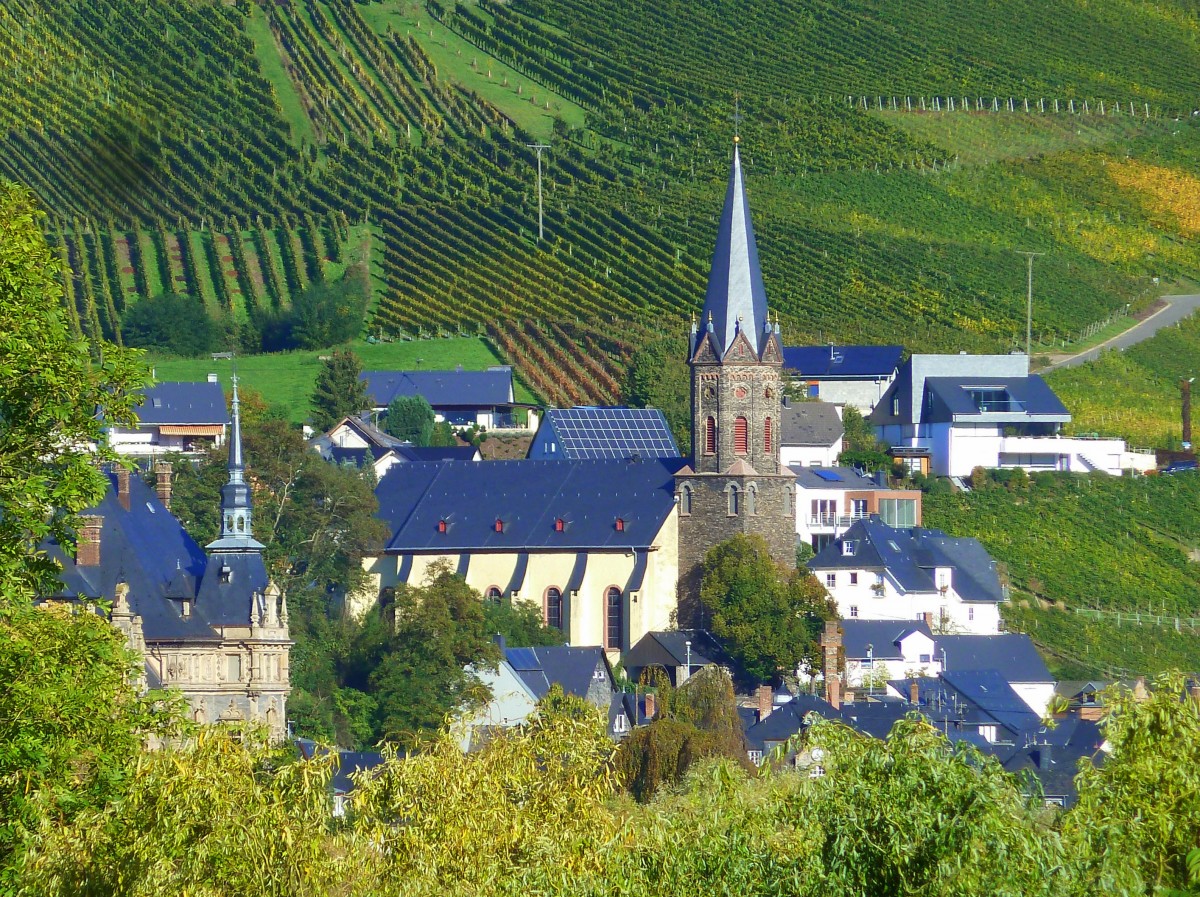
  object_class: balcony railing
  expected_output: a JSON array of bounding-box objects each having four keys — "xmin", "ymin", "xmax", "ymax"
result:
[{"xmin": 808, "ymin": 512, "xmax": 870, "ymax": 527}]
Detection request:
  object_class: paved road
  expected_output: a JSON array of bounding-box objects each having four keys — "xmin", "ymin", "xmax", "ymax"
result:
[{"xmin": 1044, "ymin": 293, "xmax": 1200, "ymax": 371}]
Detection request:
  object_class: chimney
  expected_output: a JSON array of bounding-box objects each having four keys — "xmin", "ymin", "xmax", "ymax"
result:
[
  {"xmin": 828, "ymin": 677, "xmax": 841, "ymax": 710},
  {"xmin": 756, "ymin": 685, "xmax": 773, "ymax": 722},
  {"xmin": 819, "ymin": 620, "xmax": 842, "ymax": 708},
  {"xmin": 1036, "ymin": 744, "xmax": 1054, "ymax": 770},
  {"xmin": 920, "ymin": 612, "xmax": 934, "ymax": 630},
  {"xmin": 207, "ymin": 373, "xmax": 219, "ymax": 383},
  {"xmin": 909, "ymin": 679, "xmax": 920, "ymax": 705},
  {"xmin": 643, "ymin": 692, "xmax": 656, "ymax": 721},
  {"xmin": 154, "ymin": 461, "xmax": 173, "ymax": 510},
  {"xmin": 116, "ymin": 466, "xmax": 131, "ymax": 511},
  {"xmin": 76, "ymin": 515, "xmax": 103, "ymax": 567}
]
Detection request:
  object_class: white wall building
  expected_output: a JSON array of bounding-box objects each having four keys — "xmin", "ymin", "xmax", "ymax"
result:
[
  {"xmin": 793, "ymin": 465, "xmax": 923, "ymax": 552},
  {"xmin": 779, "ymin": 399, "xmax": 844, "ymax": 468},
  {"xmin": 839, "ymin": 620, "xmax": 943, "ymax": 688},
  {"xmin": 783, "ymin": 345, "xmax": 903, "ymax": 414},
  {"xmin": 809, "ymin": 519, "xmax": 1005, "ymax": 635},
  {"xmin": 107, "ymin": 379, "xmax": 228, "ymax": 457},
  {"xmin": 869, "ymin": 353, "xmax": 1156, "ymax": 477}
]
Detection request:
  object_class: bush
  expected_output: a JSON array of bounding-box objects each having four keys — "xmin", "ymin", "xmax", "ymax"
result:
[{"xmin": 120, "ymin": 293, "xmax": 221, "ymax": 356}]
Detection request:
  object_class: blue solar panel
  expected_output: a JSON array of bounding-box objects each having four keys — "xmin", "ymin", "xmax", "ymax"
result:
[
  {"xmin": 505, "ymin": 647, "xmax": 541, "ymax": 672},
  {"xmin": 547, "ymin": 408, "xmax": 680, "ymax": 459},
  {"xmin": 813, "ymin": 469, "xmax": 843, "ymax": 482}
]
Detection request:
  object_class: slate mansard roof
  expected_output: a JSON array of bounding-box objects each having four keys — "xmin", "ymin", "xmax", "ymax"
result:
[
  {"xmin": 782, "ymin": 345, "xmax": 904, "ymax": 380},
  {"xmin": 809, "ymin": 518, "xmax": 1005, "ymax": 603},
  {"xmin": 869, "ymin": 354, "xmax": 1069, "ymax": 427},
  {"xmin": 529, "ymin": 407, "xmax": 681, "ymax": 460},
  {"xmin": 374, "ymin": 458, "xmax": 685, "ymax": 553},
  {"xmin": 130, "ymin": 381, "xmax": 229, "ymax": 426},
  {"xmin": 48, "ymin": 470, "xmax": 265, "ymax": 641},
  {"xmin": 361, "ymin": 368, "xmax": 515, "ymax": 409}
]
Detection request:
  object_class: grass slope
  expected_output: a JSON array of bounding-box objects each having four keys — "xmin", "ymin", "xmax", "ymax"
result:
[{"xmin": 148, "ymin": 337, "xmax": 533, "ymax": 423}]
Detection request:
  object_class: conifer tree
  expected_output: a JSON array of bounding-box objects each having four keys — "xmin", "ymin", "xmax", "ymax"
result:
[{"xmin": 310, "ymin": 348, "xmax": 369, "ymax": 432}]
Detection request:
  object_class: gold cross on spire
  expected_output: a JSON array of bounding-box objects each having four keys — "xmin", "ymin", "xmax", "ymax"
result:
[{"xmin": 731, "ymin": 92, "xmax": 743, "ymax": 144}]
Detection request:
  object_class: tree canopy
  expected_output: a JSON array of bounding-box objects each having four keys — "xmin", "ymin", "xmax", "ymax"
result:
[
  {"xmin": 310, "ymin": 348, "xmax": 369, "ymax": 432},
  {"xmin": 384, "ymin": 394, "xmax": 435, "ymax": 446},
  {"xmin": 623, "ymin": 333, "xmax": 691, "ymax": 455},
  {"xmin": 699, "ymin": 534, "xmax": 835, "ymax": 684},
  {"xmin": 119, "ymin": 292, "xmax": 222, "ymax": 357}
]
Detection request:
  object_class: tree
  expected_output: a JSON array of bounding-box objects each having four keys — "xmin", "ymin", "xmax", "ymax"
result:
[
  {"xmin": 384, "ymin": 394, "xmax": 435, "ymax": 446},
  {"xmin": 699, "ymin": 534, "xmax": 834, "ymax": 684},
  {"xmin": 837, "ymin": 405, "xmax": 891, "ymax": 470},
  {"xmin": 429, "ymin": 420, "xmax": 457, "ymax": 447},
  {"xmin": 120, "ymin": 292, "xmax": 221, "ymax": 357},
  {"xmin": 0, "ymin": 181, "xmax": 147, "ymax": 601},
  {"xmin": 345, "ymin": 562, "xmax": 500, "ymax": 744},
  {"xmin": 287, "ymin": 275, "xmax": 369, "ymax": 350},
  {"xmin": 482, "ymin": 598, "xmax": 566, "ymax": 648},
  {"xmin": 624, "ymin": 334, "xmax": 691, "ymax": 455},
  {"xmin": 310, "ymin": 348, "xmax": 369, "ymax": 432}
]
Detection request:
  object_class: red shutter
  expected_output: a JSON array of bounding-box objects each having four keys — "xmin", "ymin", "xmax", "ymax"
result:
[
  {"xmin": 764, "ymin": 417, "xmax": 773, "ymax": 453},
  {"xmin": 705, "ymin": 417, "xmax": 716, "ymax": 454},
  {"xmin": 734, "ymin": 417, "xmax": 748, "ymax": 454}
]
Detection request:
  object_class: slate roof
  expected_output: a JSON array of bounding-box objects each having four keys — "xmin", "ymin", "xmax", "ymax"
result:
[
  {"xmin": 131, "ymin": 381, "xmax": 228, "ymax": 426},
  {"xmin": 623, "ymin": 629, "xmax": 726, "ymax": 675},
  {"xmin": 840, "ymin": 619, "xmax": 934, "ymax": 660},
  {"xmin": 296, "ymin": 740, "xmax": 385, "ymax": 795},
  {"xmin": 809, "ymin": 518, "xmax": 1005, "ymax": 603},
  {"xmin": 923, "ymin": 376, "xmax": 1070, "ymax": 423},
  {"xmin": 743, "ymin": 694, "xmax": 841, "ymax": 752},
  {"xmin": 1001, "ymin": 716, "xmax": 1105, "ymax": 804},
  {"xmin": 361, "ymin": 368, "xmax": 514, "ymax": 409},
  {"xmin": 780, "ymin": 400, "xmax": 844, "ymax": 447},
  {"xmin": 938, "ymin": 634, "xmax": 1053, "ymax": 683},
  {"xmin": 940, "ymin": 669, "xmax": 1042, "ymax": 736},
  {"xmin": 697, "ymin": 144, "xmax": 772, "ymax": 359},
  {"xmin": 48, "ymin": 470, "xmax": 251, "ymax": 641},
  {"xmin": 504, "ymin": 644, "xmax": 607, "ymax": 701},
  {"xmin": 374, "ymin": 458, "xmax": 683, "ymax": 552},
  {"xmin": 791, "ymin": 465, "xmax": 881, "ymax": 490},
  {"xmin": 782, "ymin": 345, "xmax": 904, "ymax": 379},
  {"xmin": 529, "ymin": 407, "xmax": 681, "ymax": 460}
]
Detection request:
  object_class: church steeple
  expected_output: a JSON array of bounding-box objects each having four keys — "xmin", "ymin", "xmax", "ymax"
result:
[
  {"xmin": 698, "ymin": 141, "xmax": 771, "ymax": 360},
  {"xmin": 207, "ymin": 376, "xmax": 264, "ymax": 552}
]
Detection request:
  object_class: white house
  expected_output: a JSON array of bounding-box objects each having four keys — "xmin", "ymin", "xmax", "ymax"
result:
[
  {"xmin": 783, "ymin": 345, "xmax": 903, "ymax": 414},
  {"xmin": 107, "ymin": 379, "xmax": 228, "ymax": 457},
  {"xmin": 779, "ymin": 399, "xmax": 844, "ymax": 469},
  {"xmin": 793, "ymin": 465, "xmax": 922, "ymax": 553},
  {"xmin": 361, "ymin": 366, "xmax": 537, "ymax": 431},
  {"xmin": 937, "ymin": 634, "xmax": 1057, "ymax": 718},
  {"xmin": 808, "ymin": 518, "xmax": 1005, "ymax": 634},
  {"xmin": 312, "ymin": 416, "xmax": 480, "ymax": 479},
  {"xmin": 869, "ymin": 353, "xmax": 1156, "ymax": 477},
  {"xmin": 839, "ymin": 619, "xmax": 942, "ymax": 688}
]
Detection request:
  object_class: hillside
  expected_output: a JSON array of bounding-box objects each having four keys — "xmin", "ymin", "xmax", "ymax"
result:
[
  {"xmin": 3, "ymin": 0, "xmax": 1200, "ymax": 403},
  {"xmin": 923, "ymin": 471, "xmax": 1200, "ymax": 677}
]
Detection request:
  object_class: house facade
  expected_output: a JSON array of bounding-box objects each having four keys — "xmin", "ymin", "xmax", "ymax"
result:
[
  {"xmin": 869, "ymin": 353, "xmax": 1155, "ymax": 476},
  {"xmin": 778, "ymin": 399, "xmax": 844, "ymax": 469},
  {"xmin": 839, "ymin": 619, "xmax": 942, "ymax": 688},
  {"xmin": 782, "ymin": 345, "xmax": 903, "ymax": 414},
  {"xmin": 793, "ymin": 465, "xmax": 922, "ymax": 552},
  {"xmin": 361, "ymin": 366, "xmax": 535, "ymax": 431},
  {"xmin": 107, "ymin": 379, "xmax": 228, "ymax": 457},
  {"xmin": 808, "ymin": 518, "xmax": 1005, "ymax": 634}
]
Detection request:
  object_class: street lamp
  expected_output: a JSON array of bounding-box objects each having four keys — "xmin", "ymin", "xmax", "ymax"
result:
[
  {"xmin": 866, "ymin": 643, "xmax": 874, "ymax": 696},
  {"xmin": 684, "ymin": 640, "xmax": 692, "ymax": 683}
]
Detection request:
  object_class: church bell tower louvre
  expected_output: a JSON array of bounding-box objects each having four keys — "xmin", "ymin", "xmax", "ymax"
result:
[{"xmin": 676, "ymin": 139, "xmax": 797, "ymax": 605}]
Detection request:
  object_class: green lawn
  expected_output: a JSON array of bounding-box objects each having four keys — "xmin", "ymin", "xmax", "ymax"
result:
[
  {"xmin": 148, "ymin": 337, "xmax": 535, "ymax": 423},
  {"xmin": 246, "ymin": 3, "xmax": 316, "ymax": 146}
]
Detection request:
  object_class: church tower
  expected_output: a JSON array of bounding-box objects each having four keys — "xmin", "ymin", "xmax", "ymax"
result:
[{"xmin": 676, "ymin": 141, "xmax": 796, "ymax": 603}]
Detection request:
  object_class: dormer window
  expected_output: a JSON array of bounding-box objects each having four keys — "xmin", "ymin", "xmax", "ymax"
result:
[
  {"xmin": 437, "ymin": 519, "xmax": 448, "ymax": 534},
  {"xmin": 494, "ymin": 518, "xmax": 504, "ymax": 533},
  {"xmin": 220, "ymin": 566, "xmax": 232, "ymax": 584},
  {"xmin": 554, "ymin": 518, "xmax": 566, "ymax": 533},
  {"xmin": 615, "ymin": 518, "xmax": 625, "ymax": 532},
  {"xmin": 842, "ymin": 540, "xmax": 856, "ymax": 557}
]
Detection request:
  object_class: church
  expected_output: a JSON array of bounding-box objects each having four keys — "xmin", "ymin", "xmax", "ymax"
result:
[
  {"xmin": 48, "ymin": 381, "xmax": 291, "ymax": 740},
  {"xmin": 364, "ymin": 139, "xmax": 796, "ymax": 648}
]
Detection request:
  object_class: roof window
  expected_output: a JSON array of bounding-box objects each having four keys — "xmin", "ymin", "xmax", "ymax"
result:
[
  {"xmin": 437, "ymin": 519, "xmax": 448, "ymax": 534},
  {"xmin": 615, "ymin": 518, "xmax": 625, "ymax": 532},
  {"xmin": 842, "ymin": 540, "xmax": 856, "ymax": 556},
  {"xmin": 494, "ymin": 518, "xmax": 505, "ymax": 533},
  {"xmin": 554, "ymin": 518, "xmax": 566, "ymax": 533}
]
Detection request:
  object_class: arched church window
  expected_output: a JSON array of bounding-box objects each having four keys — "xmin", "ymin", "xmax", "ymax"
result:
[
  {"xmin": 783, "ymin": 485, "xmax": 794, "ymax": 517},
  {"xmin": 734, "ymin": 417, "xmax": 749, "ymax": 455},
  {"xmin": 705, "ymin": 417, "xmax": 716, "ymax": 455},
  {"xmin": 764, "ymin": 417, "xmax": 773, "ymax": 453},
  {"xmin": 606, "ymin": 587, "xmax": 622, "ymax": 650},
  {"xmin": 545, "ymin": 587, "xmax": 563, "ymax": 630},
  {"xmin": 746, "ymin": 484, "xmax": 758, "ymax": 515},
  {"xmin": 727, "ymin": 485, "xmax": 740, "ymax": 516},
  {"xmin": 679, "ymin": 484, "xmax": 693, "ymax": 516},
  {"xmin": 484, "ymin": 586, "xmax": 502, "ymax": 606}
]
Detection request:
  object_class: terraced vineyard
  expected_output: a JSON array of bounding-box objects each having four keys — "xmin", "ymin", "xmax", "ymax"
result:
[{"xmin": 3, "ymin": 0, "xmax": 1200, "ymax": 403}]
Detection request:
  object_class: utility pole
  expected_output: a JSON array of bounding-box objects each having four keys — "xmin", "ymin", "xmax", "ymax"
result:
[
  {"xmin": 526, "ymin": 143, "xmax": 549, "ymax": 241},
  {"xmin": 1183, "ymin": 377, "xmax": 1195, "ymax": 451},
  {"xmin": 1016, "ymin": 251, "xmax": 1045, "ymax": 357}
]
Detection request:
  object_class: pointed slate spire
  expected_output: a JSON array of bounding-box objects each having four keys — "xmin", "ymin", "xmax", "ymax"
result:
[
  {"xmin": 699, "ymin": 141, "xmax": 771, "ymax": 360},
  {"xmin": 208, "ymin": 376, "xmax": 264, "ymax": 552}
]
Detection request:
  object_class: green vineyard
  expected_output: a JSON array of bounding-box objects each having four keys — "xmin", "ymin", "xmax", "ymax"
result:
[{"xmin": 3, "ymin": 0, "xmax": 1200, "ymax": 402}]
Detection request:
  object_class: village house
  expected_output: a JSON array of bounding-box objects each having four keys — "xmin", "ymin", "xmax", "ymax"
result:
[
  {"xmin": 360, "ymin": 366, "xmax": 536, "ymax": 431},
  {"xmin": 782, "ymin": 344, "xmax": 903, "ymax": 413},
  {"xmin": 106, "ymin": 379, "xmax": 228, "ymax": 457},
  {"xmin": 527, "ymin": 406, "xmax": 681, "ymax": 460},
  {"xmin": 778, "ymin": 398, "xmax": 844, "ymax": 468},
  {"xmin": 793, "ymin": 465, "xmax": 922, "ymax": 553}
]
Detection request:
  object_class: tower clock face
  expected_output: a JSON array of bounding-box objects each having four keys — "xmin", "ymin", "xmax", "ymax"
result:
[{"xmin": 734, "ymin": 387, "xmax": 748, "ymax": 399}]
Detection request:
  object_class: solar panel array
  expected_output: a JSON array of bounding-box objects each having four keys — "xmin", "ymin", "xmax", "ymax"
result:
[
  {"xmin": 813, "ymin": 469, "xmax": 844, "ymax": 482},
  {"xmin": 550, "ymin": 408, "xmax": 680, "ymax": 459}
]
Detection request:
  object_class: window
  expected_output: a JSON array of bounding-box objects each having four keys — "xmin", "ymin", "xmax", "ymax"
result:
[
  {"xmin": 849, "ymin": 605, "xmax": 859, "ymax": 618},
  {"xmin": 554, "ymin": 518, "xmax": 565, "ymax": 532},
  {"xmin": 919, "ymin": 654, "xmax": 931, "ymax": 664},
  {"xmin": 764, "ymin": 417, "xmax": 773, "ymax": 453},
  {"xmin": 680, "ymin": 485, "xmax": 693, "ymax": 515},
  {"xmin": 968, "ymin": 607, "xmax": 975, "ymax": 621},
  {"xmin": 879, "ymin": 498, "xmax": 917, "ymax": 529},
  {"xmin": 494, "ymin": 518, "xmax": 504, "ymax": 533},
  {"xmin": 748, "ymin": 750, "xmax": 764, "ymax": 766},
  {"xmin": 606, "ymin": 587, "xmax": 622, "ymax": 649},
  {"xmin": 613, "ymin": 713, "xmax": 629, "ymax": 734},
  {"xmin": 783, "ymin": 486, "xmax": 793, "ymax": 517},
  {"xmin": 704, "ymin": 417, "xmax": 716, "ymax": 454},
  {"xmin": 437, "ymin": 519, "xmax": 448, "ymax": 534},
  {"xmin": 892, "ymin": 396, "xmax": 900, "ymax": 416},
  {"xmin": 220, "ymin": 566, "xmax": 232, "ymax": 584},
  {"xmin": 227, "ymin": 654, "xmax": 242, "ymax": 681},
  {"xmin": 545, "ymin": 588, "xmax": 563, "ymax": 631},
  {"xmin": 808, "ymin": 383, "xmax": 820, "ymax": 399},
  {"xmin": 745, "ymin": 484, "xmax": 757, "ymax": 515},
  {"xmin": 849, "ymin": 572, "xmax": 859, "ymax": 585},
  {"xmin": 734, "ymin": 416, "xmax": 748, "ymax": 454},
  {"xmin": 825, "ymin": 573, "xmax": 836, "ymax": 588},
  {"xmin": 484, "ymin": 586, "xmax": 502, "ymax": 606},
  {"xmin": 842, "ymin": 540, "xmax": 856, "ymax": 557},
  {"xmin": 727, "ymin": 485, "xmax": 740, "ymax": 516},
  {"xmin": 851, "ymin": 499, "xmax": 868, "ymax": 518},
  {"xmin": 615, "ymin": 518, "xmax": 625, "ymax": 532}
]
